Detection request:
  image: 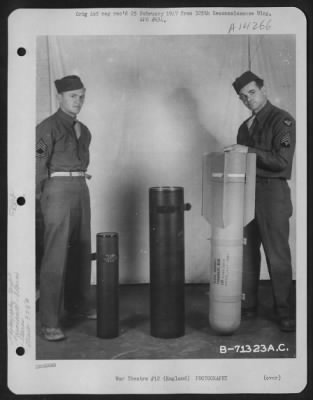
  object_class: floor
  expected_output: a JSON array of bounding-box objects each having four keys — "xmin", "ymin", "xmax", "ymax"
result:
[{"xmin": 36, "ymin": 282, "xmax": 296, "ymax": 360}]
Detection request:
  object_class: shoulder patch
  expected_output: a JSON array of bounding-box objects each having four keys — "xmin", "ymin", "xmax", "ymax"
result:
[
  {"xmin": 283, "ymin": 118, "xmax": 292, "ymax": 127},
  {"xmin": 36, "ymin": 138, "xmax": 48, "ymax": 158}
]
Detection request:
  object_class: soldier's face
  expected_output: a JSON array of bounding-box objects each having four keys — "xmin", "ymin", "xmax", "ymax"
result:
[
  {"xmin": 58, "ymin": 88, "xmax": 86, "ymax": 117},
  {"xmin": 239, "ymin": 81, "xmax": 267, "ymax": 113}
]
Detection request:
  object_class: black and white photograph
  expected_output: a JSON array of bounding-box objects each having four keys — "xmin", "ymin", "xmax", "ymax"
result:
[{"xmin": 7, "ymin": 7, "xmax": 307, "ymax": 395}]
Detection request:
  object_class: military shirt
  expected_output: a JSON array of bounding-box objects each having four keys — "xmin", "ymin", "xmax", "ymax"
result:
[
  {"xmin": 36, "ymin": 108, "xmax": 91, "ymax": 194},
  {"xmin": 237, "ymin": 101, "xmax": 295, "ymax": 179}
]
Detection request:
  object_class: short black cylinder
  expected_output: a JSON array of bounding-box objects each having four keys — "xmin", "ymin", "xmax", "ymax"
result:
[
  {"xmin": 149, "ymin": 186, "xmax": 185, "ymax": 338},
  {"xmin": 96, "ymin": 232, "xmax": 119, "ymax": 338}
]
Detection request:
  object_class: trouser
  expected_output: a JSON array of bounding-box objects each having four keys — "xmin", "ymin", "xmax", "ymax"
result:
[
  {"xmin": 39, "ymin": 177, "xmax": 92, "ymax": 328},
  {"xmin": 36, "ymin": 199, "xmax": 44, "ymax": 290},
  {"xmin": 242, "ymin": 178, "xmax": 294, "ymax": 319}
]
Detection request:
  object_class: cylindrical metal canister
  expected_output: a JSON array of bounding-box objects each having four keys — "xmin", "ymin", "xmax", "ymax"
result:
[
  {"xmin": 209, "ymin": 153, "xmax": 246, "ymax": 335},
  {"xmin": 149, "ymin": 187, "xmax": 189, "ymax": 338},
  {"xmin": 96, "ymin": 232, "xmax": 119, "ymax": 338}
]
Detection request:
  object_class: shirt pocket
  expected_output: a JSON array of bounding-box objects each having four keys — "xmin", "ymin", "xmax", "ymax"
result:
[
  {"xmin": 53, "ymin": 135, "xmax": 67, "ymax": 152},
  {"xmin": 54, "ymin": 134, "xmax": 77, "ymax": 153}
]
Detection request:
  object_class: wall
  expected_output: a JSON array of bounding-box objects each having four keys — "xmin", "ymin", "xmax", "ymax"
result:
[{"xmin": 36, "ymin": 35, "xmax": 296, "ymax": 283}]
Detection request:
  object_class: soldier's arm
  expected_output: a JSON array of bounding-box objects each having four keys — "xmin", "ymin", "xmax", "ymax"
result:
[
  {"xmin": 248, "ymin": 116, "xmax": 295, "ymax": 172},
  {"xmin": 36, "ymin": 121, "xmax": 54, "ymax": 199}
]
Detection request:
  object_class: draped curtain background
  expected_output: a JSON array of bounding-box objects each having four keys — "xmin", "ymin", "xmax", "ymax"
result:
[{"xmin": 36, "ymin": 35, "xmax": 296, "ymax": 283}]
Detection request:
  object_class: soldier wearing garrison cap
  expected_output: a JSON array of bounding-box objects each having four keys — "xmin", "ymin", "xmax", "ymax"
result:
[
  {"xmin": 225, "ymin": 71, "xmax": 296, "ymax": 332},
  {"xmin": 54, "ymin": 75, "xmax": 84, "ymax": 93},
  {"xmin": 36, "ymin": 75, "xmax": 96, "ymax": 341}
]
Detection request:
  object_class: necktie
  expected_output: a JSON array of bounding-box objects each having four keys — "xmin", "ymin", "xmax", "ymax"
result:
[
  {"xmin": 73, "ymin": 120, "xmax": 81, "ymax": 140},
  {"xmin": 247, "ymin": 115, "xmax": 255, "ymax": 134},
  {"xmin": 246, "ymin": 115, "xmax": 257, "ymax": 135}
]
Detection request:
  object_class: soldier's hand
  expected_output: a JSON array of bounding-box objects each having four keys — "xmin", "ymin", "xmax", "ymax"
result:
[{"xmin": 224, "ymin": 144, "xmax": 248, "ymax": 153}]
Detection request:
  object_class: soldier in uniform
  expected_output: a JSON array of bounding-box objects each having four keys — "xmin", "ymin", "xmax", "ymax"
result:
[
  {"xmin": 36, "ymin": 75, "xmax": 96, "ymax": 341},
  {"xmin": 224, "ymin": 71, "xmax": 296, "ymax": 332}
]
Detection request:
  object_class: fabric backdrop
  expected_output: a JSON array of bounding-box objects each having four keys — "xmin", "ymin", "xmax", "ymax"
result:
[{"xmin": 36, "ymin": 35, "xmax": 296, "ymax": 283}]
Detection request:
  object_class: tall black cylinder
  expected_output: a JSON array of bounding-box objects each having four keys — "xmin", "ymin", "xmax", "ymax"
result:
[
  {"xmin": 96, "ymin": 232, "xmax": 119, "ymax": 338},
  {"xmin": 149, "ymin": 186, "xmax": 188, "ymax": 338}
]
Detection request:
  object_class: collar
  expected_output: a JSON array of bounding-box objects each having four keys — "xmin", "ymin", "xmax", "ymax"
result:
[
  {"xmin": 56, "ymin": 108, "xmax": 76, "ymax": 125},
  {"xmin": 254, "ymin": 101, "xmax": 273, "ymax": 127}
]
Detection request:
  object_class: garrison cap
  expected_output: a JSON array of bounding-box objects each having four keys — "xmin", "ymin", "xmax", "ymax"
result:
[
  {"xmin": 232, "ymin": 71, "xmax": 264, "ymax": 94},
  {"xmin": 55, "ymin": 75, "xmax": 84, "ymax": 93}
]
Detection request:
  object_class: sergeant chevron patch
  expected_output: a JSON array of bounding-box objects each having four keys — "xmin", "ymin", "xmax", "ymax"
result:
[
  {"xmin": 36, "ymin": 139, "xmax": 48, "ymax": 158},
  {"xmin": 280, "ymin": 132, "xmax": 291, "ymax": 147}
]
